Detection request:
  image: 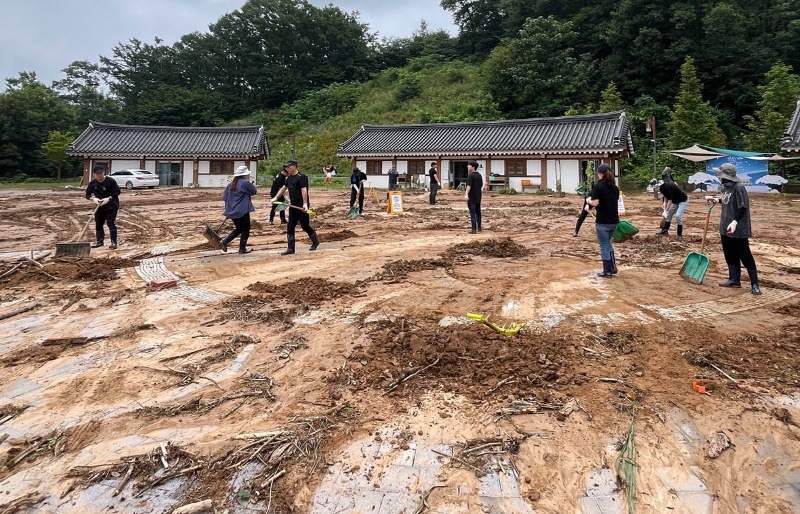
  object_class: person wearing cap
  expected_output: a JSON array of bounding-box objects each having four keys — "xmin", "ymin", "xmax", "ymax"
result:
[
  {"xmin": 85, "ymin": 165, "xmax": 122, "ymax": 249},
  {"xmin": 662, "ymin": 164, "xmax": 674, "ymax": 183},
  {"xmin": 586, "ymin": 163, "xmax": 620, "ymax": 277},
  {"xmin": 271, "ymin": 160, "xmax": 320, "ymax": 255},
  {"xmin": 388, "ymin": 166, "xmax": 399, "ymax": 191},
  {"xmin": 349, "ymin": 167, "xmax": 367, "ymax": 215},
  {"xmin": 268, "ymin": 166, "xmax": 289, "ymax": 225},
  {"xmin": 428, "ymin": 162, "xmax": 440, "ymax": 204},
  {"xmin": 464, "ymin": 160, "xmax": 483, "ymax": 233},
  {"xmin": 657, "ymin": 181, "xmax": 689, "ymax": 241},
  {"xmin": 220, "ymin": 165, "xmax": 257, "ymax": 254},
  {"xmin": 708, "ymin": 163, "xmax": 761, "ymax": 294}
]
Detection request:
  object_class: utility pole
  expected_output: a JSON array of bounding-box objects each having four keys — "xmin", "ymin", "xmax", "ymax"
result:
[{"xmin": 647, "ymin": 116, "xmax": 658, "ymax": 198}]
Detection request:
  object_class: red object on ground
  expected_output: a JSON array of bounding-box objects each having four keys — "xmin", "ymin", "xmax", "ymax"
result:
[
  {"xmin": 150, "ymin": 278, "xmax": 178, "ymax": 290},
  {"xmin": 692, "ymin": 380, "xmax": 710, "ymax": 395}
]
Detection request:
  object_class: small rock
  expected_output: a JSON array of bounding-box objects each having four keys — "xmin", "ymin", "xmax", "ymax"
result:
[{"xmin": 524, "ymin": 477, "xmax": 532, "ymax": 484}]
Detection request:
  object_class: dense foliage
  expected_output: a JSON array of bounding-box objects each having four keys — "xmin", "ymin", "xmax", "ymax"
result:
[{"xmin": 1, "ymin": 0, "xmax": 799, "ymax": 182}]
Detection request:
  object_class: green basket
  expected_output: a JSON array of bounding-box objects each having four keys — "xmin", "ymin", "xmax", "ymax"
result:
[{"xmin": 613, "ymin": 220, "xmax": 639, "ymax": 242}]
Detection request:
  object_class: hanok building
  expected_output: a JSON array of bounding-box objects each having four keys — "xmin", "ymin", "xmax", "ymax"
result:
[
  {"xmin": 337, "ymin": 111, "xmax": 633, "ymax": 193},
  {"xmin": 780, "ymin": 99, "xmax": 800, "ymax": 154},
  {"xmin": 67, "ymin": 122, "xmax": 269, "ymax": 187}
]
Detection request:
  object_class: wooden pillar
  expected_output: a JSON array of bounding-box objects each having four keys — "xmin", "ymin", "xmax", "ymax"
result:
[
  {"xmin": 193, "ymin": 159, "xmax": 199, "ymax": 187},
  {"xmin": 81, "ymin": 158, "xmax": 90, "ymax": 186},
  {"xmin": 484, "ymin": 156, "xmax": 491, "ymax": 189},
  {"xmin": 139, "ymin": 157, "xmax": 146, "ymax": 169},
  {"xmin": 540, "ymin": 158, "xmax": 548, "ymax": 189}
]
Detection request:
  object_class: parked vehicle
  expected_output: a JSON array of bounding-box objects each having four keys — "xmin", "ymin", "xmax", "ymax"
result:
[{"xmin": 108, "ymin": 169, "xmax": 159, "ymax": 189}]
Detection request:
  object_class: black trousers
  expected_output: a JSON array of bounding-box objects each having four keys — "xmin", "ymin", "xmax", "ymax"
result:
[
  {"xmin": 575, "ymin": 202, "xmax": 591, "ymax": 234},
  {"xmin": 287, "ymin": 209, "xmax": 315, "ymax": 251},
  {"xmin": 350, "ymin": 188, "xmax": 364, "ymax": 212},
  {"xmin": 223, "ymin": 213, "xmax": 250, "ymax": 252},
  {"xmin": 269, "ymin": 196, "xmax": 286, "ymax": 223},
  {"xmin": 95, "ymin": 203, "xmax": 118, "ymax": 243},
  {"xmin": 721, "ymin": 235, "xmax": 756, "ymax": 270}
]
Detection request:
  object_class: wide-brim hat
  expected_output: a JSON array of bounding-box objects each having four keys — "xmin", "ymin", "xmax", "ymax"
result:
[
  {"xmin": 713, "ymin": 163, "xmax": 740, "ymax": 183},
  {"xmin": 233, "ymin": 166, "xmax": 251, "ymax": 177}
]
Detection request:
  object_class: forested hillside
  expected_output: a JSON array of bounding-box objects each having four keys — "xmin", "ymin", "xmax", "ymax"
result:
[{"xmin": 1, "ymin": 0, "xmax": 799, "ymax": 184}]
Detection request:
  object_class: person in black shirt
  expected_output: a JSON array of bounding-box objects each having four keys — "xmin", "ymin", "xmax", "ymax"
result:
[
  {"xmin": 586, "ymin": 163, "xmax": 620, "ymax": 277},
  {"xmin": 464, "ymin": 160, "xmax": 483, "ymax": 233},
  {"xmin": 85, "ymin": 165, "xmax": 122, "ymax": 249},
  {"xmin": 428, "ymin": 162, "xmax": 440, "ymax": 204},
  {"xmin": 658, "ymin": 182, "xmax": 689, "ymax": 241},
  {"xmin": 270, "ymin": 160, "xmax": 319, "ymax": 255},
  {"xmin": 268, "ymin": 166, "xmax": 289, "ymax": 225},
  {"xmin": 349, "ymin": 167, "xmax": 367, "ymax": 215}
]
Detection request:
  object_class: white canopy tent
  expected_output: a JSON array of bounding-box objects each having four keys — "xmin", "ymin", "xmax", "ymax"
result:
[{"xmin": 668, "ymin": 144, "xmax": 725, "ymax": 163}]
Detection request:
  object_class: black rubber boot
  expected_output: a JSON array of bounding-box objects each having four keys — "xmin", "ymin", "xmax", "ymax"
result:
[
  {"xmin": 281, "ymin": 234, "xmax": 295, "ymax": 255},
  {"xmin": 309, "ymin": 231, "xmax": 320, "ymax": 251},
  {"xmin": 719, "ymin": 266, "xmax": 742, "ymax": 287},
  {"xmin": 90, "ymin": 241, "xmax": 104, "ymax": 248},
  {"xmin": 597, "ymin": 260, "xmax": 613, "ymax": 278},
  {"xmin": 676, "ymin": 224, "xmax": 683, "ymax": 242},
  {"xmin": 659, "ymin": 221, "xmax": 671, "ymax": 235},
  {"xmin": 610, "ymin": 251, "xmax": 618, "ymax": 274},
  {"xmin": 747, "ymin": 269, "xmax": 761, "ymax": 295}
]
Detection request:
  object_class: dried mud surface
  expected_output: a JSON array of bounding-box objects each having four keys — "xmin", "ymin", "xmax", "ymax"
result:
[{"xmin": 1, "ymin": 187, "xmax": 799, "ymax": 514}]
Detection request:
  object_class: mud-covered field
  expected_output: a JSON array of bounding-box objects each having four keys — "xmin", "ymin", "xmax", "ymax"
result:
[{"xmin": 1, "ymin": 186, "xmax": 799, "ymax": 514}]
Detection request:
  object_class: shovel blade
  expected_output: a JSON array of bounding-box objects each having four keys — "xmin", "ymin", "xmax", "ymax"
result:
[
  {"xmin": 347, "ymin": 206, "xmax": 360, "ymax": 219},
  {"xmin": 680, "ymin": 252, "xmax": 710, "ymax": 284}
]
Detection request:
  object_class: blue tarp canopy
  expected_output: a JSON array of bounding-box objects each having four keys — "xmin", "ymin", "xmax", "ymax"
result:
[{"xmin": 702, "ymin": 146, "xmax": 769, "ymax": 158}]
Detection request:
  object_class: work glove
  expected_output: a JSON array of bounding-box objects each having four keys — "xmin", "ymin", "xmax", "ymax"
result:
[
  {"xmin": 302, "ymin": 203, "xmax": 308, "ymax": 212},
  {"xmin": 726, "ymin": 220, "xmax": 737, "ymax": 235},
  {"xmin": 583, "ymin": 204, "xmax": 590, "ymax": 212},
  {"xmin": 270, "ymin": 197, "xmax": 278, "ymax": 204},
  {"xmin": 705, "ymin": 196, "xmax": 718, "ymax": 205},
  {"xmin": 91, "ymin": 197, "xmax": 101, "ymax": 205},
  {"xmin": 99, "ymin": 198, "xmax": 110, "ymax": 206},
  {"xmin": 662, "ymin": 210, "xmax": 668, "ymax": 218}
]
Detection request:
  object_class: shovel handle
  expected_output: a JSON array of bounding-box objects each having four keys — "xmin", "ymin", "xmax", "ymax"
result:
[
  {"xmin": 77, "ymin": 204, "xmax": 102, "ymax": 242},
  {"xmin": 699, "ymin": 203, "xmax": 714, "ymax": 255}
]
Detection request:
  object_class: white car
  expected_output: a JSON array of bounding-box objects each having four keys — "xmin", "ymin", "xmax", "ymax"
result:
[{"xmin": 108, "ymin": 169, "xmax": 159, "ymax": 189}]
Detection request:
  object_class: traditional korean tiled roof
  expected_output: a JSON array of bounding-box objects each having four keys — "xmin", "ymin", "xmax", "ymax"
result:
[
  {"xmin": 67, "ymin": 122, "xmax": 269, "ymax": 158},
  {"xmin": 780, "ymin": 100, "xmax": 800, "ymax": 153},
  {"xmin": 337, "ymin": 111, "xmax": 633, "ymax": 158}
]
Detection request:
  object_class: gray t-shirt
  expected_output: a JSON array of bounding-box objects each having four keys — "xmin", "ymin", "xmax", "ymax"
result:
[{"xmin": 719, "ymin": 183, "xmax": 751, "ymax": 238}]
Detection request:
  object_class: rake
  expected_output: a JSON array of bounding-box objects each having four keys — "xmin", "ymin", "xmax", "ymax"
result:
[
  {"xmin": 203, "ymin": 219, "xmax": 227, "ymax": 249},
  {"xmin": 272, "ymin": 201, "xmax": 316, "ymax": 217}
]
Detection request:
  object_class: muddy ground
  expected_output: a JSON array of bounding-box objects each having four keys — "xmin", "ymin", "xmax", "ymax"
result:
[{"xmin": 0, "ymin": 186, "xmax": 799, "ymax": 514}]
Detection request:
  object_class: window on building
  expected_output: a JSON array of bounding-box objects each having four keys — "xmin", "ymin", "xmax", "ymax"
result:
[
  {"xmin": 505, "ymin": 159, "xmax": 526, "ymax": 176},
  {"xmin": 407, "ymin": 160, "xmax": 425, "ymax": 175},
  {"xmin": 365, "ymin": 161, "xmax": 382, "ymax": 174},
  {"xmin": 209, "ymin": 161, "xmax": 235, "ymax": 175}
]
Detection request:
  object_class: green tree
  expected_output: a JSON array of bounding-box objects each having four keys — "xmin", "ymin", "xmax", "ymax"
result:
[
  {"xmin": 743, "ymin": 64, "xmax": 800, "ymax": 152},
  {"xmin": 483, "ymin": 16, "xmax": 595, "ymax": 117},
  {"xmin": 599, "ymin": 82, "xmax": 625, "ymax": 112},
  {"xmin": 41, "ymin": 130, "xmax": 75, "ymax": 180},
  {"xmin": 667, "ymin": 56, "xmax": 726, "ymax": 150},
  {"xmin": 0, "ymin": 73, "xmax": 75, "ymax": 178}
]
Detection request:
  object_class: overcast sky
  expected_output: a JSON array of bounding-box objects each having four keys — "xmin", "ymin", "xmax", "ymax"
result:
[{"xmin": 0, "ymin": 0, "xmax": 457, "ymax": 90}]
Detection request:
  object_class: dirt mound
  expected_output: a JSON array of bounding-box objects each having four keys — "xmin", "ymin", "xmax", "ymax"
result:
[
  {"xmin": 350, "ymin": 319, "xmax": 584, "ymax": 401},
  {"xmin": 319, "ymin": 229, "xmax": 358, "ymax": 242},
  {"xmin": 1, "ymin": 256, "xmax": 138, "ymax": 287},
  {"xmin": 446, "ymin": 237, "xmax": 530, "ymax": 259},
  {"xmin": 775, "ymin": 302, "xmax": 800, "ymax": 316},
  {"xmin": 247, "ymin": 277, "xmax": 362, "ymax": 306},
  {"xmin": 683, "ymin": 331, "xmax": 800, "ymax": 391},
  {"xmin": 218, "ymin": 295, "xmax": 305, "ymax": 326},
  {"xmin": 369, "ymin": 257, "xmax": 456, "ymax": 284}
]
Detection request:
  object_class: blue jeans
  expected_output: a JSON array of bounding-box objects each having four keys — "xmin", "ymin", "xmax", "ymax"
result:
[
  {"xmin": 666, "ymin": 200, "xmax": 688, "ymax": 226},
  {"xmin": 468, "ymin": 202, "xmax": 481, "ymax": 231},
  {"xmin": 595, "ymin": 223, "xmax": 617, "ymax": 260},
  {"xmin": 429, "ymin": 183, "xmax": 439, "ymax": 204}
]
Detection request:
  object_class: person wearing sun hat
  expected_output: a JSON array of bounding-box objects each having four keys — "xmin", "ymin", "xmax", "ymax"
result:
[
  {"xmin": 708, "ymin": 162, "xmax": 760, "ymax": 294},
  {"xmin": 220, "ymin": 165, "xmax": 257, "ymax": 254}
]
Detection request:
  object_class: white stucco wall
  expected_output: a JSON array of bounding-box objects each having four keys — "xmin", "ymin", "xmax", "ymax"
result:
[
  {"xmin": 196, "ymin": 161, "xmax": 255, "ymax": 188},
  {"xmin": 110, "ymin": 160, "xmax": 140, "ymax": 171}
]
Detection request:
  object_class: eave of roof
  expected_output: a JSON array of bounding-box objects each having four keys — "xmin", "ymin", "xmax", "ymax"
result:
[
  {"xmin": 337, "ymin": 111, "xmax": 634, "ymax": 157},
  {"xmin": 780, "ymin": 99, "xmax": 800, "ymax": 152},
  {"xmin": 66, "ymin": 122, "xmax": 269, "ymax": 158}
]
